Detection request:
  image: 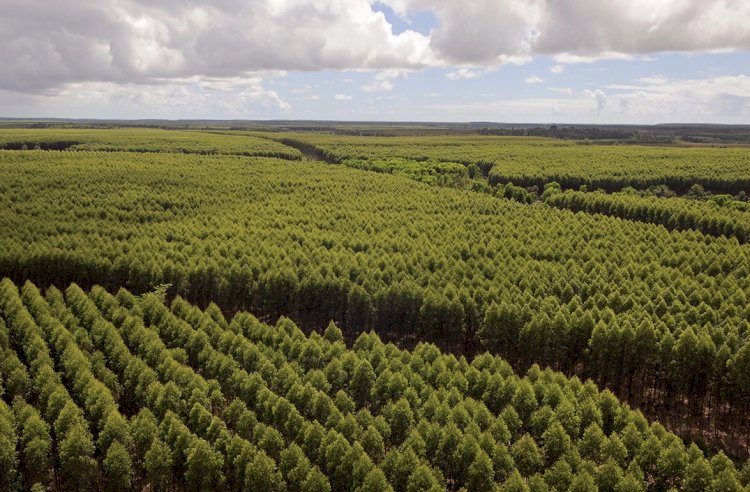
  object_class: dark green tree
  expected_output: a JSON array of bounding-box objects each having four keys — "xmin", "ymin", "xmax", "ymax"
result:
[
  {"xmin": 59, "ymin": 424, "xmax": 97, "ymax": 491},
  {"xmin": 144, "ymin": 438, "xmax": 172, "ymax": 492},
  {"xmin": 301, "ymin": 466, "xmax": 331, "ymax": 492},
  {"xmin": 360, "ymin": 467, "xmax": 393, "ymax": 492},
  {"xmin": 185, "ymin": 440, "xmax": 224, "ymax": 491},
  {"xmin": 467, "ymin": 450, "xmax": 495, "ymax": 492},
  {"xmin": 685, "ymin": 457, "xmax": 714, "ymax": 492},
  {"xmin": 103, "ymin": 441, "xmax": 133, "ymax": 492},
  {"xmin": 511, "ymin": 434, "xmax": 542, "ymax": 477},
  {"xmin": 350, "ymin": 360, "xmax": 376, "ymax": 407},
  {"xmin": 406, "ymin": 464, "xmax": 443, "ymax": 492},
  {"xmin": 245, "ymin": 451, "xmax": 285, "ymax": 492}
]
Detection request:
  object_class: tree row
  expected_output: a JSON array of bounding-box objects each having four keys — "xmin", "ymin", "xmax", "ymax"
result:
[
  {"xmin": 546, "ymin": 189, "xmax": 750, "ymax": 243},
  {"xmin": 3, "ymin": 279, "xmax": 749, "ymax": 491},
  {"xmin": 2, "ymin": 150, "xmax": 750, "ymax": 452}
]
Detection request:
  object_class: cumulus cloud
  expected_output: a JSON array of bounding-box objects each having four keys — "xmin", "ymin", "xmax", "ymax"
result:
[
  {"xmin": 605, "ymin": 74, "xmax": 750, "ymax": 118},
  {"xmin": 525, "ymin": 76, "xmax": 543, "ymax": 84},
  {"xmin": 413, "ymin": 74, "xmax": 750, "ymax": 122},
  {"xmin": 638, "ymin": 76, "xmax": 669, "ymax": 85},
  {"xmin": 0, "ymin": 0, "xmax": 433, "ymax": 94},
  {"xmin": 447, "ymin": 68, "xmax": 481, "ymax": 80},
  {"xmin": 3, "ymin": 0, "xmax": 750, "ymax": 96},
  {"xmin": 3, "ymin": 78, "xmax": 291, "ymax": 119},
  {"xmin": 553, "ymin": 52, "xmax": 634, "ymax": 64},
  {"xmin": 583, "ymin": 88, "xmax": 608, "ymax": 112},
  {"xmin": 3, "ymin": 0, "xmax": 750, "ymax": 123},
  {"xmin": 290, "ymin": 84, "xmax": 313, "ymax": 94},
  {"xmin": 361, "ymin": 69, "xmax": 408, "ymax": 92},
  {"xmin": 383, "ymin": 0, "xmax": 750, "ymax": 65}
]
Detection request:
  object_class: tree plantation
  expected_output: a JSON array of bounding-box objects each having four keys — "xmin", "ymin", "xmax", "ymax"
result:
[
  {"xmin": 1, "ymin": 128, "xmax": 750, "ymax": 490},
  {"xmin": 1, "ymin": 279, "xmax": 748, "ymax": 491},
  {"xmin": 258, "ymin": 132, "xmax": 750, "ymax": 195},
  {"xmin": 0, "ymin": 128, "xmax": 302, "ymax": 160},
  {"xmin": 546, "ymin": 189, "xmax": 750, "ymax": 243}
]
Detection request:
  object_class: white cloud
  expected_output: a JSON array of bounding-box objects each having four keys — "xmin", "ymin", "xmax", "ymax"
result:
[
  {"xmin": 638, "ymin": 76, "xmax": 669, "ymax": 85},
  {"xmin": 2, "ymin": 0, "xmax": 750, "ymax": 122},
  {"xmin": 341, "ymin": 74, "xmax": 750, "ymax": 123},
  {"xmin": 383, "ymin": 0, "xmax": 750, "ymax": 66},
  {"xmin": 608, "ymin": 74, "xmax": 750, "ymax": 118},
  {"xmin": 0, "ymin": 78, "xmax": 291, "ymax": 119},
  {"xmin": 413, "ymin": 75, "xmax": 750, "ymax": 123},
  {"xmin": 362, "ymin": 79, "xmax": 395, "ymax": 92},
  {"xmin": 447, "ymin": 68, "xmax": 481, "ymax": 80},
  {"xmin": 334, "ymin": 93, "xmax": 352, "ymax": 101},
  {"xmin": 0, "ymin": 0, "xmax": 435, "ymax": 94},
  {"xmin": 525, "ymin": 76, "xmax": 543, "ymax": 84},
  {"xmin": 554, "ymin": 52, "xmax": 634, "ymax": 64},
  {"xmin": 290, "ymin": 84, "xmax": 313, "ymax": 94},
  {"xmin": 3, "ymin": 0, "xmax": 750, "ymax": 97},
  {"xmin": 361, "ymin": 69, "xmax": 408, "ymax": 92},
  {"xmin": 583, "ymin": 88, "xmax": 608, "ymax": 112}
]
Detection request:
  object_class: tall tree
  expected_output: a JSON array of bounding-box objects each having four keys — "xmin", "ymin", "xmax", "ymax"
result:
[
  {"xmin": 185, "ymin": 440, "xmax": 224, "ymax": 492},
  {"xmin": 144, "ymin": 438, "xmax": 172, "ymax": 492},
  {"xmin": 103, "ymin": 441, "xmax": 133, "ymax": 492},
  {"xmin": 58, "ymin": 424, "xmax": 98, "ymax": 492},
  {"xmin": 467, "ymin": 450, "xmax": 495, "ymax": 492},
  {"xmin": 245, "ymin": 452, "xmax": 285, "ymax": 492}
]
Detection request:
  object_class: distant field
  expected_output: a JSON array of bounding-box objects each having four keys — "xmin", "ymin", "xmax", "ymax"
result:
[
  {"xmin": 4, "ymin": 128, "xmax": 748, "ymax": 195},
  {"xmin": 486, "ymin": 145, "xmax": 750, "ymax": 194},
  {"xmin": 547, "ymin": 189, "xmax": 750, "ymax": 242},
  {"xmin": 0, "ymin": 128, "xmax": 302, "ymax": 159},
  {"xmin": 253, "ymin": 132, "xmax": 750, "ymax": 195},
  {"xmin": 254, "ymin": 132, "xmax": 568, "ymax": 187}
]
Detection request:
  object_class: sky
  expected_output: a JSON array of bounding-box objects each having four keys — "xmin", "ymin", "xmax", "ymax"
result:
[{"xmin": 1, "ymin": 0, "xmax": 750, "ymax": 124}]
